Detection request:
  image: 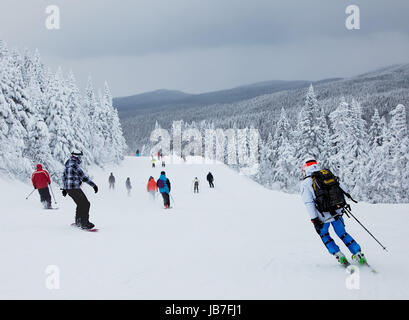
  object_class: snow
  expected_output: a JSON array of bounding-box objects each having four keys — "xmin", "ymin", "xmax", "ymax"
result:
[{"xmin": 0, "ymin": 156, "xmax": 408, "ymax": 299}]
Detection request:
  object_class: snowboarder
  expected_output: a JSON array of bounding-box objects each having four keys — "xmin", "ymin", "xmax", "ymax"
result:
[
  {"xmin": 31, "ymin": 164, "xmax": 52, "ymax": 209},
  {"xmin": 147, "ymin": 176, "xmax": 158, "ymax": 200},
  {"xmin": 109, "ymin": 173, "xmax": 115, "ymax": 189},
  {"xmin": 193, "ymin": 177, "xmax": 199, "ymax": 193},
  {"xmin": 152, "ymin": 157, "xmax": 156, "ymax": 168},
  {"xmin": 61, "ymin": 150, "xmax": 98, "ymax": 230},
  {"xmin": 300, "ymin": 157, "xmax": 367, "ymax": 266},
  {"xmin": 125, "ymin": 177, "xmax": 132, "ymax": 196},
  {"xmin": 207, "ymin": 172, "xmax": 214, "ymax": 188},
  {"xmin": 157, "ymin": 171, "xmax": 171, "ymax": 208}
]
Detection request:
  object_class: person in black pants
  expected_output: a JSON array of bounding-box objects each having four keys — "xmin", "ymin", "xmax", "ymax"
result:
[
  {"xmin": 157, "ymin": 171, "xmax": 171, "ymax": 209},
  {"xmin": 207, "ymin": 172, "xmax": 214, "ymax": 188},
  {"xmin": 62, "ymin": 151, "xmax": 98, "ymax": 229}
]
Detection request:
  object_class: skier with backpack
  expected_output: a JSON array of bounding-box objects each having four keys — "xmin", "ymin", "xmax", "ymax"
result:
[
  {"xmin": 300, "ymin": 157, "xmax": 367, "ymax": 267},
  {"xmin": 61, "ymin": 151, "xmax": 98, "ymax": 230},
  {"xmin": 31, "ymin": 164, "xmax": 53, "ymax": 209},
  {"xmin": 157, "ymin": 171, "xmax": 171, "ymax": 209}
]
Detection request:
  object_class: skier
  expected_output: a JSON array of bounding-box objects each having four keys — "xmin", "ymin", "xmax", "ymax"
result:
[
  {"xmin": 157, "ymin": 171, "xmax": 171, "ymax": 209},
  {"xmin": 109, "ymin": 173, "xmax": 115, "ymax": 189},
  {"xmin": 125, "ymin": 177, "xmax": 132, "ymax": 196},
  {"xmin": 300, "ymin": 157, "xmax": 367, "ymax": 266},
  {"xmin": 206, "ymin": 172, "xmax": 214, "ymax": 188},
  {"xmin": 147, "ymin": 176, "xmax": 158, "ymax": 200},
  {"xmin": 161, "ymin": 160, "xmax": 166, "ymax": 168},
  {"xmin": 31, "ymin": 164, "xmax": 52, "ymax": 209},
  {"xmin": 61, "ymin": 150, "xmax": 98, "ymax": 230},
  {"xmin": 152, "ymin": 157, "xmax": 156, "ymax": 168},
  {"xmin": 157, "ymin": 150, "xmax": 161, "ymax": 160},
  {"xmin": 136, "ymin": 149, "xmax": 140, "ymax": 157},
  {"xmin": 193, "ymin": 177, "xmax": 199, "ymax": 193}
]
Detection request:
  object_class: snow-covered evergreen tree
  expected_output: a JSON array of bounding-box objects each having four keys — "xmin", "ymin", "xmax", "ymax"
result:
[
  {"xmin": 388, "ymin": 104, "xmax": 409, "ymax": 202},
  {"xmin": 368, "ymin": 109, "xmax": 384, "ymax": 147},
  {"xmin": 294, "ymin": 85, "xmax": 329, "ymax": 169},
  {"xmin": 270, "ymin": 107, "xmax": 297, "ymax": 190},
  {"xmin": 0, "ymin": 44, "xmax": 127, "ymax": 181}
]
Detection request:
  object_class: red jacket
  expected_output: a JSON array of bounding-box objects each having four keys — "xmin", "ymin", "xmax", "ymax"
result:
[
  {"xmin": 32, "ymin": 164, "xmax": 51, "ymax": 189},
  {"xmin": 147, "ymin": 178, "xmax": 158, "ymax": 192}
]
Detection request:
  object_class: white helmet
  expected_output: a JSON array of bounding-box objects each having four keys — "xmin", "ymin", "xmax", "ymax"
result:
[
  {"xmin": 302, "ymin": 156, "xmax": 317, "ymax": 173},
  {"xmin": 71, "ymin": 150, "xmax": 83, "ymax": 157}
]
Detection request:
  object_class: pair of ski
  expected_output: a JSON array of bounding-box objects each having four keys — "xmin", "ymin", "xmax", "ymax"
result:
[{"xmin": 343, "ymin": 260, "xmax": 377, "ymax": 274}]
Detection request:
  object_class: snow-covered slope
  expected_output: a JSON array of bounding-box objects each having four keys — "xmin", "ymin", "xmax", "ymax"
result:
[{"xmin": 0, "ymin": 156, "xmax": 408, "ymax": 299}]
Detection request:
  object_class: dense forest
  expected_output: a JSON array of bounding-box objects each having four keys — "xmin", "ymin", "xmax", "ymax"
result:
[{"xmin": 0, "ymin": 40, "xmax": 127, "ymax": 183}]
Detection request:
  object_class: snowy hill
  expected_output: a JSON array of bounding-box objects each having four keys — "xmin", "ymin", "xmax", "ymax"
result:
[{"xmin": 1, "ymin": 156, "xmax": 408, "ymax": 299}]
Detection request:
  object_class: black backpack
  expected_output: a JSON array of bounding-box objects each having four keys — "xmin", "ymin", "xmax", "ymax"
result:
[{"xmin": 309, "ymin": 169, "xmax": 347, "ymax": 216}]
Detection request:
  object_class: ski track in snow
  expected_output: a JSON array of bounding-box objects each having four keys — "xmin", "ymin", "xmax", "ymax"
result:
[{"xmin": 0, "ymin": 156, "xmax": 408, "ymax": 299}]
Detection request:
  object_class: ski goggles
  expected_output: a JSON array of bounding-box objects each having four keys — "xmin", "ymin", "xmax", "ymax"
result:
[{"xmin": 302, "ymin": 160, "xmax": 317, "ymax": 172}]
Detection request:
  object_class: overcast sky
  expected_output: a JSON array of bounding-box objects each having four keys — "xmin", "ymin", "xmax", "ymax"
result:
[{"xmin": 1, "ymin": 0, "xmax": 409, "ymax": 97}]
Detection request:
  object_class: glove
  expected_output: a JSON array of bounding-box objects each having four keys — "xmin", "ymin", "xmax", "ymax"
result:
[
  {"xmin": 62, "ymin": 189, "xmax": 67, "ymax": 197},
  {"xmin": 311, "ymin": 217, "xmax": 324, "ymax": 234},
  {"xmin": 93, "ymin": 185, "xmax": 98, "ymax": 194}
]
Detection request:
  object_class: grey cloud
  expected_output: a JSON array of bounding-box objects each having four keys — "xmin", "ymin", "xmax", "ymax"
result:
[{"xmin": 1, "ymin": 0, "xmax": 409, "ymax": 95}]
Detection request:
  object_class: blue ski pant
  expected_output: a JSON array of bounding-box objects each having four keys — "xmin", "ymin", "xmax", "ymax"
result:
[{"xmin": 319, "ymin": 217, "xmax": 361, "ymax": 255}]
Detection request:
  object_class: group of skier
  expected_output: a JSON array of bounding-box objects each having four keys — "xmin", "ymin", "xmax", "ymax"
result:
[
  {"xmin": 107, "ymin": 172, "xmax": 132, "ymax": 196},
  {"xmin": 31, "ymin": 151, "xmax": 97, "ymax": 229},
  {"xmin": 30, "ymin": 149, "xmax": 373, "ymax": 267},
  {"xmin": 192, "ymin": 172, "xmax": 214, "ymax": 193},
  {"xmin": 150, "ymin": 150, "xmax": 164, "ymax": 168}
]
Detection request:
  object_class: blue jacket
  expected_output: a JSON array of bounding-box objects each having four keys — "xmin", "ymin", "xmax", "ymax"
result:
[{"xmin": 157, "ymin": 174, "xmax": 171, "ymax": 194}]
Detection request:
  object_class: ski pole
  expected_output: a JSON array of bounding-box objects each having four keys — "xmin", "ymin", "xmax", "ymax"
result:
[
  {"xmin": 170, "ymin": 193, "xmax": 175, "ymax": 205},
  {"xmin": 25, "ymin": 188, "xmax": 36, "ymax": 200},
  {"xmin": 344, "ymin": 206, "xmax": 388, "ymax": 252},
  {"xmin": 49, "ymin": 185, "xmax": 57, "ymax": 204}
]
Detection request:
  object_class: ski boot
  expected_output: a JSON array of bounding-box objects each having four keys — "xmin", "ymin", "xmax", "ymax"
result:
[
  {"xmin": 334, "ymin": 251, "xmax": 350, "ymax": 266},
  {"xmin": 352, "ymin": 251, "xmax": 367, "ymax": 265},
  {"xmin": 80, "ymin": 222, "xmax": 95, "ymax": 230}
]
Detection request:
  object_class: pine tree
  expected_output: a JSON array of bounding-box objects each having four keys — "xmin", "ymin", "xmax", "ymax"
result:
[
  {"xmin": 294, "ymin": 85, "xmax": 327, "ymax": 167},
  {"xmin": 363, "ymin": 115, "xmax": 392, "ymax": 202},
  {"xmin": 45, "ymin": 68, "xmax": 75, "ymax": 166},
  {"xmin": 85, "ymin": 77, "xmax": 104, "ymax": 165},
  {"xmin": 368, "ymin": 109, "xmax": 384, "ymax": 147},
  {"xmin": 388, "ymin": 104, "xmax": 409, "ymax": 202},
  {"xmin": 270, "ymin": 107, "xmax": 297, "ymax": 190},
  {"xmin": 257, "ymin": 132, "xmax": 275, "ymax": 187},
  {"xmin": 67, "ymin": 71, "xmax": 92, "ymax": 164}
]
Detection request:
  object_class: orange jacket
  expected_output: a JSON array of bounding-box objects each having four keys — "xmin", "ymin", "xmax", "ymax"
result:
[{"xmin": 147, "ymin": 178, "xmax": 158, "ymax": 192}]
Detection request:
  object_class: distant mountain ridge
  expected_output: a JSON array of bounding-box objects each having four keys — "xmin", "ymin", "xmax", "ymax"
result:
[
  {"xmin": 117, "ymin": 63, "xmax": 409, "ymax": 153},
  {"xmin": 114, "ymin": 79, "xmax": 318, "ymax": 116}
]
